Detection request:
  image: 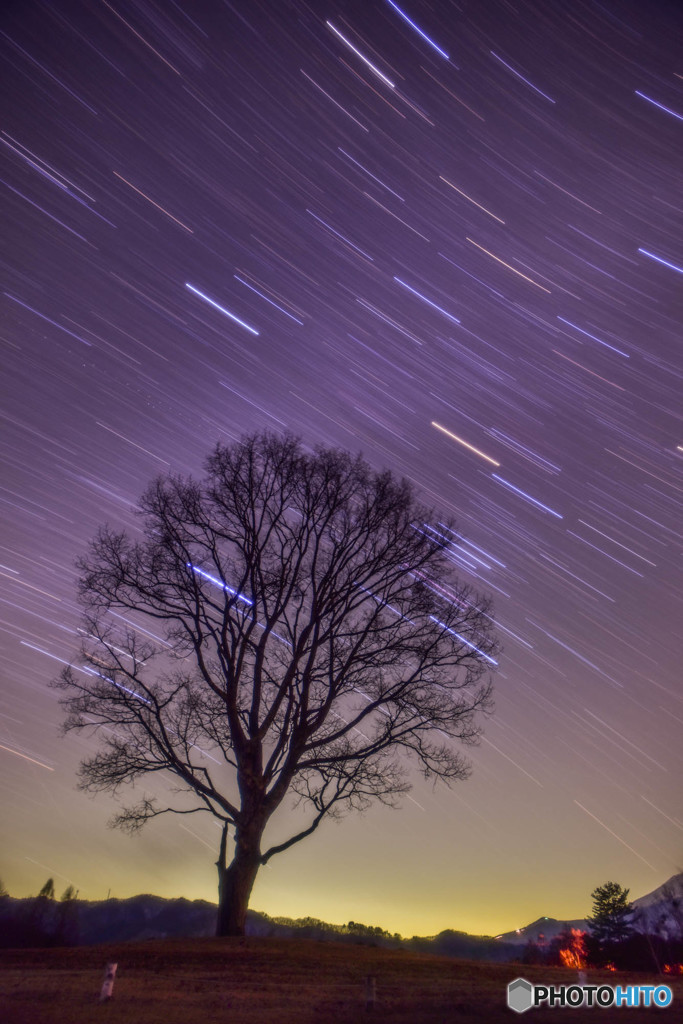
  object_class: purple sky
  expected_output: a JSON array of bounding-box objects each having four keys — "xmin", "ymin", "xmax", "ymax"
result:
[{"xmin": 1, "ymin": 0, "xmax": 681, "ymax": 937}]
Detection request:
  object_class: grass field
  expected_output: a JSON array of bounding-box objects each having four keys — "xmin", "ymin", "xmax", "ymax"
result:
[{"xmin": 0, "ymin": 938, "xmax": 680, "ymax": 1023}]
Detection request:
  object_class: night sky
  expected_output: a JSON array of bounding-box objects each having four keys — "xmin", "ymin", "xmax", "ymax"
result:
[{"xmin": 1, "ymin": 0, "xmax": 681, "ymax": 939}]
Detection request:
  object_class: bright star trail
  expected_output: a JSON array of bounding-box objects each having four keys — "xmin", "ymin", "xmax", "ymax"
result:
[
  {"xmin": 384, "ymin": 0, "xmax": 450, "ymax": 61},
  {"xmin": 1, "ymin": 0, "xmax": 680, "ymax": 941},
  {"xmin": 431, "ymin": 421, "xmax": 500, "ymax": 466},
  {"xmin": 185, "ymin": 283, "xmax": 260, "ymax": 335}
]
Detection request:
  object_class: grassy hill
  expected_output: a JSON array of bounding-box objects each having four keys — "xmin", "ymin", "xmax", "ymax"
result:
[{"xmin": 1, "ymin": 937, "xmax": 680, "ymax": 1023}]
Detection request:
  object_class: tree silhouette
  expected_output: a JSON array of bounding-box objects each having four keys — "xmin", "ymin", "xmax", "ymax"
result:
[
  {"xmin": 26, "ymin": 877, "xmax": 56, "ymax": 944},
  {"xmin": 37, "ymin": 878, "xmax": 55, "ymax": 900},
  {"xmin": 587, "ymin": 881, "xmax": 634, "ymax": 950},
  {"xmin": 55, "ymin": 432, "xmax": 497, "ymax": 935},
  {"xmin": 56, "ymin": 884, "xmax": 79, "ymax": 946}
]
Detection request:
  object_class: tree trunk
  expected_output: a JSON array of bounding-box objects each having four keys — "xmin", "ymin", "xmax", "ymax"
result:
[{"xmin": 215, "ymin": 822, "xmax": 263, "ymax": 937}]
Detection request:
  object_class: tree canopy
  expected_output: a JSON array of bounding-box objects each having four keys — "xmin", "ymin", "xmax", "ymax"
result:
[
  {"xmin": 55, "ymin": 432, "xmax": 498, "ymax": 934},
  {"xmin": 587, "ymin": 881, "xmax": 634, "ymax": 946}
]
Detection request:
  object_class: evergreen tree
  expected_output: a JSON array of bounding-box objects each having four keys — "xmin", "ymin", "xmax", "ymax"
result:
[
  {"xmin": 587, "ymin": 881, "xmax": 633, "ymax": 945},
  {"xmin": 37, "ymin": 878, "xmax": 55, "ymax": 900}
]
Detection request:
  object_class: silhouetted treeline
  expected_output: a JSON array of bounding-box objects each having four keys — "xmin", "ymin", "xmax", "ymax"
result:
[
  {"xmin": 1, "ymin": 883, "xmax": 680, "ymax": 971},
  {"xmin": 0, "ymin": 890, "xmax": 518, "ymax": 958},
  {"xmin": 0, "ymin": 879, "xmax": 79, "ymax": 948}
]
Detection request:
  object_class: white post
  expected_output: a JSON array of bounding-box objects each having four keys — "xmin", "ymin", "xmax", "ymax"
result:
[
  {"xmin": 365, "ymin": 974, "xmax": 377, "ymax": 1010},
  {"xmin": 99, "ymin": 962, "xmax": 118, "ymax": 1002},
  {"xmin": 578, "ymin": 970, "xmax": 587, "ymax": 985}
]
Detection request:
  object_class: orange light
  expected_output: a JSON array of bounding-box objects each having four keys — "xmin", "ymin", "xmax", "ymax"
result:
[{"xmin": 558, "ymin": 928, "xmax": 587, "ymax": 970}]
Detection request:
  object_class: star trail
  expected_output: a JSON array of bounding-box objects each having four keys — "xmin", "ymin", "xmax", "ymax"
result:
[{"xmin": 0, "ymin": 0, "xmax": 681, "ymax": 938}]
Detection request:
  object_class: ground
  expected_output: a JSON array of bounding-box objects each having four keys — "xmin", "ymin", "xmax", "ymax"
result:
[{"xmin": 0, "ymin": 938, "xmax": 680, "ymax": 1022}]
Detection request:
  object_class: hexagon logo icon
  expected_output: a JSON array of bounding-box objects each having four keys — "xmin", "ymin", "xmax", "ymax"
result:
[{"xmin": 507, "ymin": 977, "xmax": 534, "ymax": 1014}]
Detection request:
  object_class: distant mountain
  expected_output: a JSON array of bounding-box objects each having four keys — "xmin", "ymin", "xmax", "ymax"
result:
[
  {"xmin": 0, "ymin": 894, "xmax": 217, "ymax": 949},
  {"xmin": 1, "ymin": 872, "xmax": 680, "ymax": 956},
  {"xmin": 406, "ymin": 929, "xmax": 519, "ymax": 962},
  {"xmin": 493, "ymin": 872, "xmax": 683, "ymax": 948},
  {"xmin": 0, "ymin": 895, "xmax": 404, "ymax": 950},
  {"xmin": 631, "ymin": 872, "xmax": 683, "ymax": 939},
  {"xmin": 493, "ymin": 916, "xmax": 587, "ymax": 947},
  {"xmin": 0, "ymin": 893, "xmax": 519, "ymax": 958},
  {"xmin": 0, "ymin": 894, "xmax": 301, "ymax": 948}
]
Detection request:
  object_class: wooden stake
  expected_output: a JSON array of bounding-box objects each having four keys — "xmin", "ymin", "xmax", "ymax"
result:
[{"xmin": 99, "ymin": 962, "xmax": 117, "ymax": 1002}]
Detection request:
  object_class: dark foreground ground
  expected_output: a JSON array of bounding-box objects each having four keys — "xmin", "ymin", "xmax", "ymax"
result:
[{"xmin": 0, "ymin": 938, "xmax": 680, "ymax": 1023}]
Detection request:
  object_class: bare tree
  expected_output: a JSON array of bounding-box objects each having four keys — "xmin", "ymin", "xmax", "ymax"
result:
[{"xmin": 55, "ymin": 433, "xmax": 497, "ymax": 936}]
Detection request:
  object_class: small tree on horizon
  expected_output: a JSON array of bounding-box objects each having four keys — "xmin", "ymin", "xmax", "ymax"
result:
[
  {"xmin": 55, "ymin": 432, "xmax": 497, "ymax": 936},
  {"xmin": 37, "ymin": 878, "xmax": 55, "ymax": 901},
  {"xmin": 56, "ymin": 884, "xmax": 79, "ymax": 946},
  {"xmin": 25, "ymin": 877, "xmax": 56, "ymax": 945}
]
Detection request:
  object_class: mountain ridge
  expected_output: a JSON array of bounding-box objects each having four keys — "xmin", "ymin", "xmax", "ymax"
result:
[{"xmin": 1, "ymin": 872, "xmax": 680, "ymax": 958}]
